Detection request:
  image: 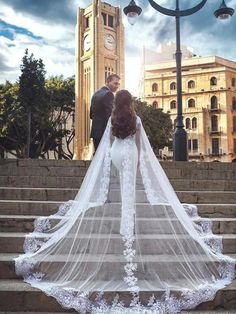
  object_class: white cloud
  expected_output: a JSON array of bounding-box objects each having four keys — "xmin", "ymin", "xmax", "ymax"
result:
[
  {"xmin": 0, "ymin": 3, "xmax": 74, "ymax": 42},
  {"xmin": 0, "ymin": 2, "xmax": 75, "ymax": 83}
]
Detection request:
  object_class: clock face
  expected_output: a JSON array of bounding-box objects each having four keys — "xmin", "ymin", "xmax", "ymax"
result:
[
  {"xmin": 83, "ymin": 34, "xmax": 91, "ymax": 52},
  {"xmin": 104, "ymin": 34, "xmax": 116, "ymax": 51}
]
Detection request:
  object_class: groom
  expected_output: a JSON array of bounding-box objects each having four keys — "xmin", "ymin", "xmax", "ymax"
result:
[{"xmin": 90, "ymin": 74, "xmax": 120, "ymax": 151}]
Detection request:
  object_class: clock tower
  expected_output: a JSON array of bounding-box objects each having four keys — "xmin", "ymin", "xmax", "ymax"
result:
[{"xmin": 74, "ymin": 0, "xmax": 125, "ymax": 160}]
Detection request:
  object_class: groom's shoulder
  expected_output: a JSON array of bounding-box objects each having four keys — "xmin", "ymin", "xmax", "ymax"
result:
[{"xmin": 95, "ymin": 86, "xmax": 112, "ymax": 98}]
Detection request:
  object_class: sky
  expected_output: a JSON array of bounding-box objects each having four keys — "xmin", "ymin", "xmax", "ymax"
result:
[{"xmin": 0, "ymin": 0, "xmax": 235, "ymax": 96}]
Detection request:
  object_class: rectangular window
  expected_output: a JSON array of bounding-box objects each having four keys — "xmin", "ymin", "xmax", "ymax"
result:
[
  {"xmin": 102, "ymin": 13, "xmax": 107, "ymax": 25},
  {"xmin": 233, "ymin": 98, "xmax": 236, "ymax": 110},
  {"xmin": 105, "ymin": 66, "xmax": 108, "ymax": 83},
  {"xmin": 85, "ymin": 17, "xmax": 89, "ymax": 28},
  {"xmin": 212, "ymin": 138, "xmax": 219, "ymax": 155},
  {"xmin": 233, "ymin": 117, "xmax": 236, "ymax": 132},
  {"xmin": 234, "ymin": 139, "xmax": 236, "ymax": 154},
  {"xmin": 188, "ymin": 139, "xmax": 191, "ymax": 151},
  {"xmin": 192, "ymin": 139, "xmax": 198, "ymax": 150},
  {"xmin": 108, "ymin": 15, "xmax": 114, "ymax": 27}
]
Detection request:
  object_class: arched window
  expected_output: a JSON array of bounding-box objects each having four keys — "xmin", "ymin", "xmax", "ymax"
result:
[
  {"xmin": 210, "ymin": 77, "xmax": 217, "ymax": 86},
  {"xmin": 232, "ymin": 78, "xmax": 236, "ymax": 87},
  {"xmin": 232, "ymin": 96, "xmax": 236, "ymax": 110},
  {"xmin": 186, "ymin": 118, "xmax": 191, "ymax": 129},
  {"xmin": 152, "ymin": 101, "xmax": 158, "ymax": 108},
  {"xmin": 152, "ymin": 83, "xmax": 158, "ymax": 92},
  {"xmin": 211, "ymin": 96, "xmax": 218, "ymax": 110},
  {"xmin": 211, "ymin": 115, "xmax": 218, "ymax": 132},
  {"xmin": 170, "ymin": 82, "xmax": 176, "ymax": 90},
  {"xmin": 170, "ymin": 100, "xmax": 176, "ymax": 109},
  {"xmin": 188, "ymin": 98, "xmax": 195, "ymax": 108},
  {"xmin": 192, "ymin": 117, "xmax": 197, "ymax": 129},
  {"xmin": 188, "ymin": 80, "xmax": 195, "ymax": 88}
]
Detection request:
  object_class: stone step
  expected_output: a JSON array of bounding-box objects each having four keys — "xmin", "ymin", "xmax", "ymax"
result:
[
  {"xmin": 1, "ymin": 176, "xmax": 236, "ymax": 191},
  {"xmin": 2, "ymin": 253, "xmax": 236, "ymax": 280},
  {"xmin": 0, "ymin": 308, "xmax": 234, "ymax": 313},
  {"xmin": 0, "ymin": 279, "xmax": 235, "ymax": 311},
  {"xmin": 0, "ymin": 215, "xmax": 235, "ymax": 234},
  {"xmin": 0, "ymin": 166, "xmax": 88, "ymax": 178},
  {"xmin": 109, "ymin": 190, "xmax": 236, "ymax": 204},
  {"xmin": 1, "ymin": 159, "xmax": 236, "ymax": 171},
  {"xmin": 0, "ymin": 201, "xmax": 236, "ymax": 218},
  {"xmin": 0, "ymin": 187, "xmax": 77, "ymax": 201},
  {"xmin": 171, "ymin": 179, "xmax": 236, "ymax": 191},
  {"xmin": 0, "ymin": 159, "xmax": 89, "ymax": 168},
  {"xmin": 1, "ymin": 188, "xmax": 236, "ymax": 203},
  {"xmin": 0, "ymin": 312, "xmax": 235, "ymax": 314},
  {"xmin": 0, "ymin": 313, "xmax": 76, "ymax": 314},
  {"xmin": 1, "ymin": 164, "xmax": 236, "ymax": 180},
  {"xmin": 0, "ymin": 232, "xmax": 235, "ymax": 254}
]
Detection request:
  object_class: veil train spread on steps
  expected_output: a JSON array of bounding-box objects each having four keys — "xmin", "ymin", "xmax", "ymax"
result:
[{"xmin": 15, "ymin": 117, "xmax": 235, "ymax": 314}]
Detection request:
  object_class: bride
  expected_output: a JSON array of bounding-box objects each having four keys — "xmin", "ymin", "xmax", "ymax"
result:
[{"xmin": 15, "ymin": 90, "xmax": 235, "ymax": 314}]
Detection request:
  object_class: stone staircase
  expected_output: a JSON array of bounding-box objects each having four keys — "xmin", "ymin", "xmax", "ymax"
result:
[{"xmin": 0, "ymin": 159, "xmax": 235, "ymax": 313}]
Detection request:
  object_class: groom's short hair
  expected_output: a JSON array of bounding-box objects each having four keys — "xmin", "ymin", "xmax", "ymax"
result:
[{"xmin": 106, "ymin": 74, "xmax": 120, "ymax": 83}]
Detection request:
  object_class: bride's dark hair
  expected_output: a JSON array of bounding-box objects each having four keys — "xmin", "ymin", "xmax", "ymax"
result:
[{"xmin": 111, "ymin": 90, "xmax": 137, "ymax": 139}]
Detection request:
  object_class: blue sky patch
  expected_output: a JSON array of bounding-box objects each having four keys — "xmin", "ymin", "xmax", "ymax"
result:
[{"xmin": 0, "ymin": 19, "xmax": 43, "ymax": 41}]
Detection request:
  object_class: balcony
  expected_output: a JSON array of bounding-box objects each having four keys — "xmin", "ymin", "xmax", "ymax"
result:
[
  {"xmin": 207, "ymin": 104, "xmax": 222, "ymax": 113},
  {"xmin": 210, "ymin": 85, "xmax": 218, "ymax": 91},
  {"xmin": 207, "ymin": 148, "xmax": 224, "ymax": 157},
  {"xmin": 188, "ymin": 150, "xmax": 200, "ymax": 156},
  {"xmin": 208, "ymin": 126, "xmax": 223, "ymax": 135},
  {"xmin": 183, "ymin": 106, "xmax": 196, "ymax": 112}
]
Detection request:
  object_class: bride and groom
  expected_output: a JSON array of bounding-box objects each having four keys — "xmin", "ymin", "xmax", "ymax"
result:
[{"xmin": 15, "ymin": 75, "xmax": 235, "ymax": 313}]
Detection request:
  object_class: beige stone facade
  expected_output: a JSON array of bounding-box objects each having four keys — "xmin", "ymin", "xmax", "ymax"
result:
[
  {"xmin": 143, "ymin": 52, "xmax": 236, "ymax": 162},
  {"xmin": 74, "ymin": 0, "xmax": 124, "ymax": 160}
]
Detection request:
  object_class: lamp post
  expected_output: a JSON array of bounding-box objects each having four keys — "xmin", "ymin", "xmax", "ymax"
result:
[{"xmin": 124, "ymin": 0, "xmax": 234, "ymax": 161}]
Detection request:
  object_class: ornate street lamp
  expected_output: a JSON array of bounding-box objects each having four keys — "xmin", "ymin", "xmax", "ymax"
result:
[
  {"xmin": 123, "ymin": 0, "xmax": 142, "ymax": 25},
  {"xmin": 124, "ymin": 0, "xmax": 234, "ymax": 161},
  {"xmin": 214, "ymin": 0, "xmax": 234, "ymax": 19}
]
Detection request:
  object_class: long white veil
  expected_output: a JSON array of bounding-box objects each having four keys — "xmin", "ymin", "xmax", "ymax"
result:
[{"xmin": 15, "ymin": 117, "xmax": 235, "ymax": 314}]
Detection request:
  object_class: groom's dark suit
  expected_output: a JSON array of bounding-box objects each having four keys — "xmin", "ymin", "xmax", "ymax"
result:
[{"xmin": 90, "ymin": 86, "xmax": 114, "ymax": 150}]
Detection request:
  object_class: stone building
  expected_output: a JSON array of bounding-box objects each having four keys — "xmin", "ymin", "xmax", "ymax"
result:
[
  {"xmin": 142, "ymin": 45, "xmax": 236, "ymax": 162},
  {"xmin": 74, "ymin": 0, "xmax": 124, "ymax": 160}
]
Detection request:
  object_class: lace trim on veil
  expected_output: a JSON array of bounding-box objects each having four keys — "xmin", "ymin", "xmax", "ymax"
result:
[{"xmin": 15, "ymin": 118, "xmax": 235, "ymax": 314}]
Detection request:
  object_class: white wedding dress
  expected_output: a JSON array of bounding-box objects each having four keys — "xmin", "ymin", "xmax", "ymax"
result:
[
  {"xmin": 15, "ymin": 116, "xmax": 235, "ymax": 314},
  {"xmin": 110, "ymin": 127, "xmax": 138, "ymax": 236}
]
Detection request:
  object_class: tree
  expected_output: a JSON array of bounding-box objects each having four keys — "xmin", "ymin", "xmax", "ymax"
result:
[
  {"xmin": 0, "ymin": 53, "xmax": 75, "ymax": 159},
  {"xmin": 0, "ymin": 81, "xmax": 24, "ymax": 158},
  {"xmin": 18, "ymin": 49, "xmax": 47, "ymax": 158},
  {"xmin": 45, "ymin": 76, "xmax": 75, "ymax": 159},
  {"xmin": 134, "ymin": 98, "xmax": 173, "ymax": 155}
]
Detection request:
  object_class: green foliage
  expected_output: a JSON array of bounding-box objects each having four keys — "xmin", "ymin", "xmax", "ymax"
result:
[
  {"xmin": 0, "ymin": 81, "xmax": 24, "ymax": 157},
  {"xmin": 19, "ymin": 49, "xmax": 47, "ymax": 114},
  {"xmin": 45, "ymin": 76, "xmax": 75, "ymax": 159},
  {"xmin": 0, "ymin": 50, "xmax": 75, "ymax": 159},
  {"xmin": 17, "ymin": 49, "xmax": 47, "ymax": 158},
  {"xmin": 134, "ymin": 98, "xmax": 173, "ymax": 155}
]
